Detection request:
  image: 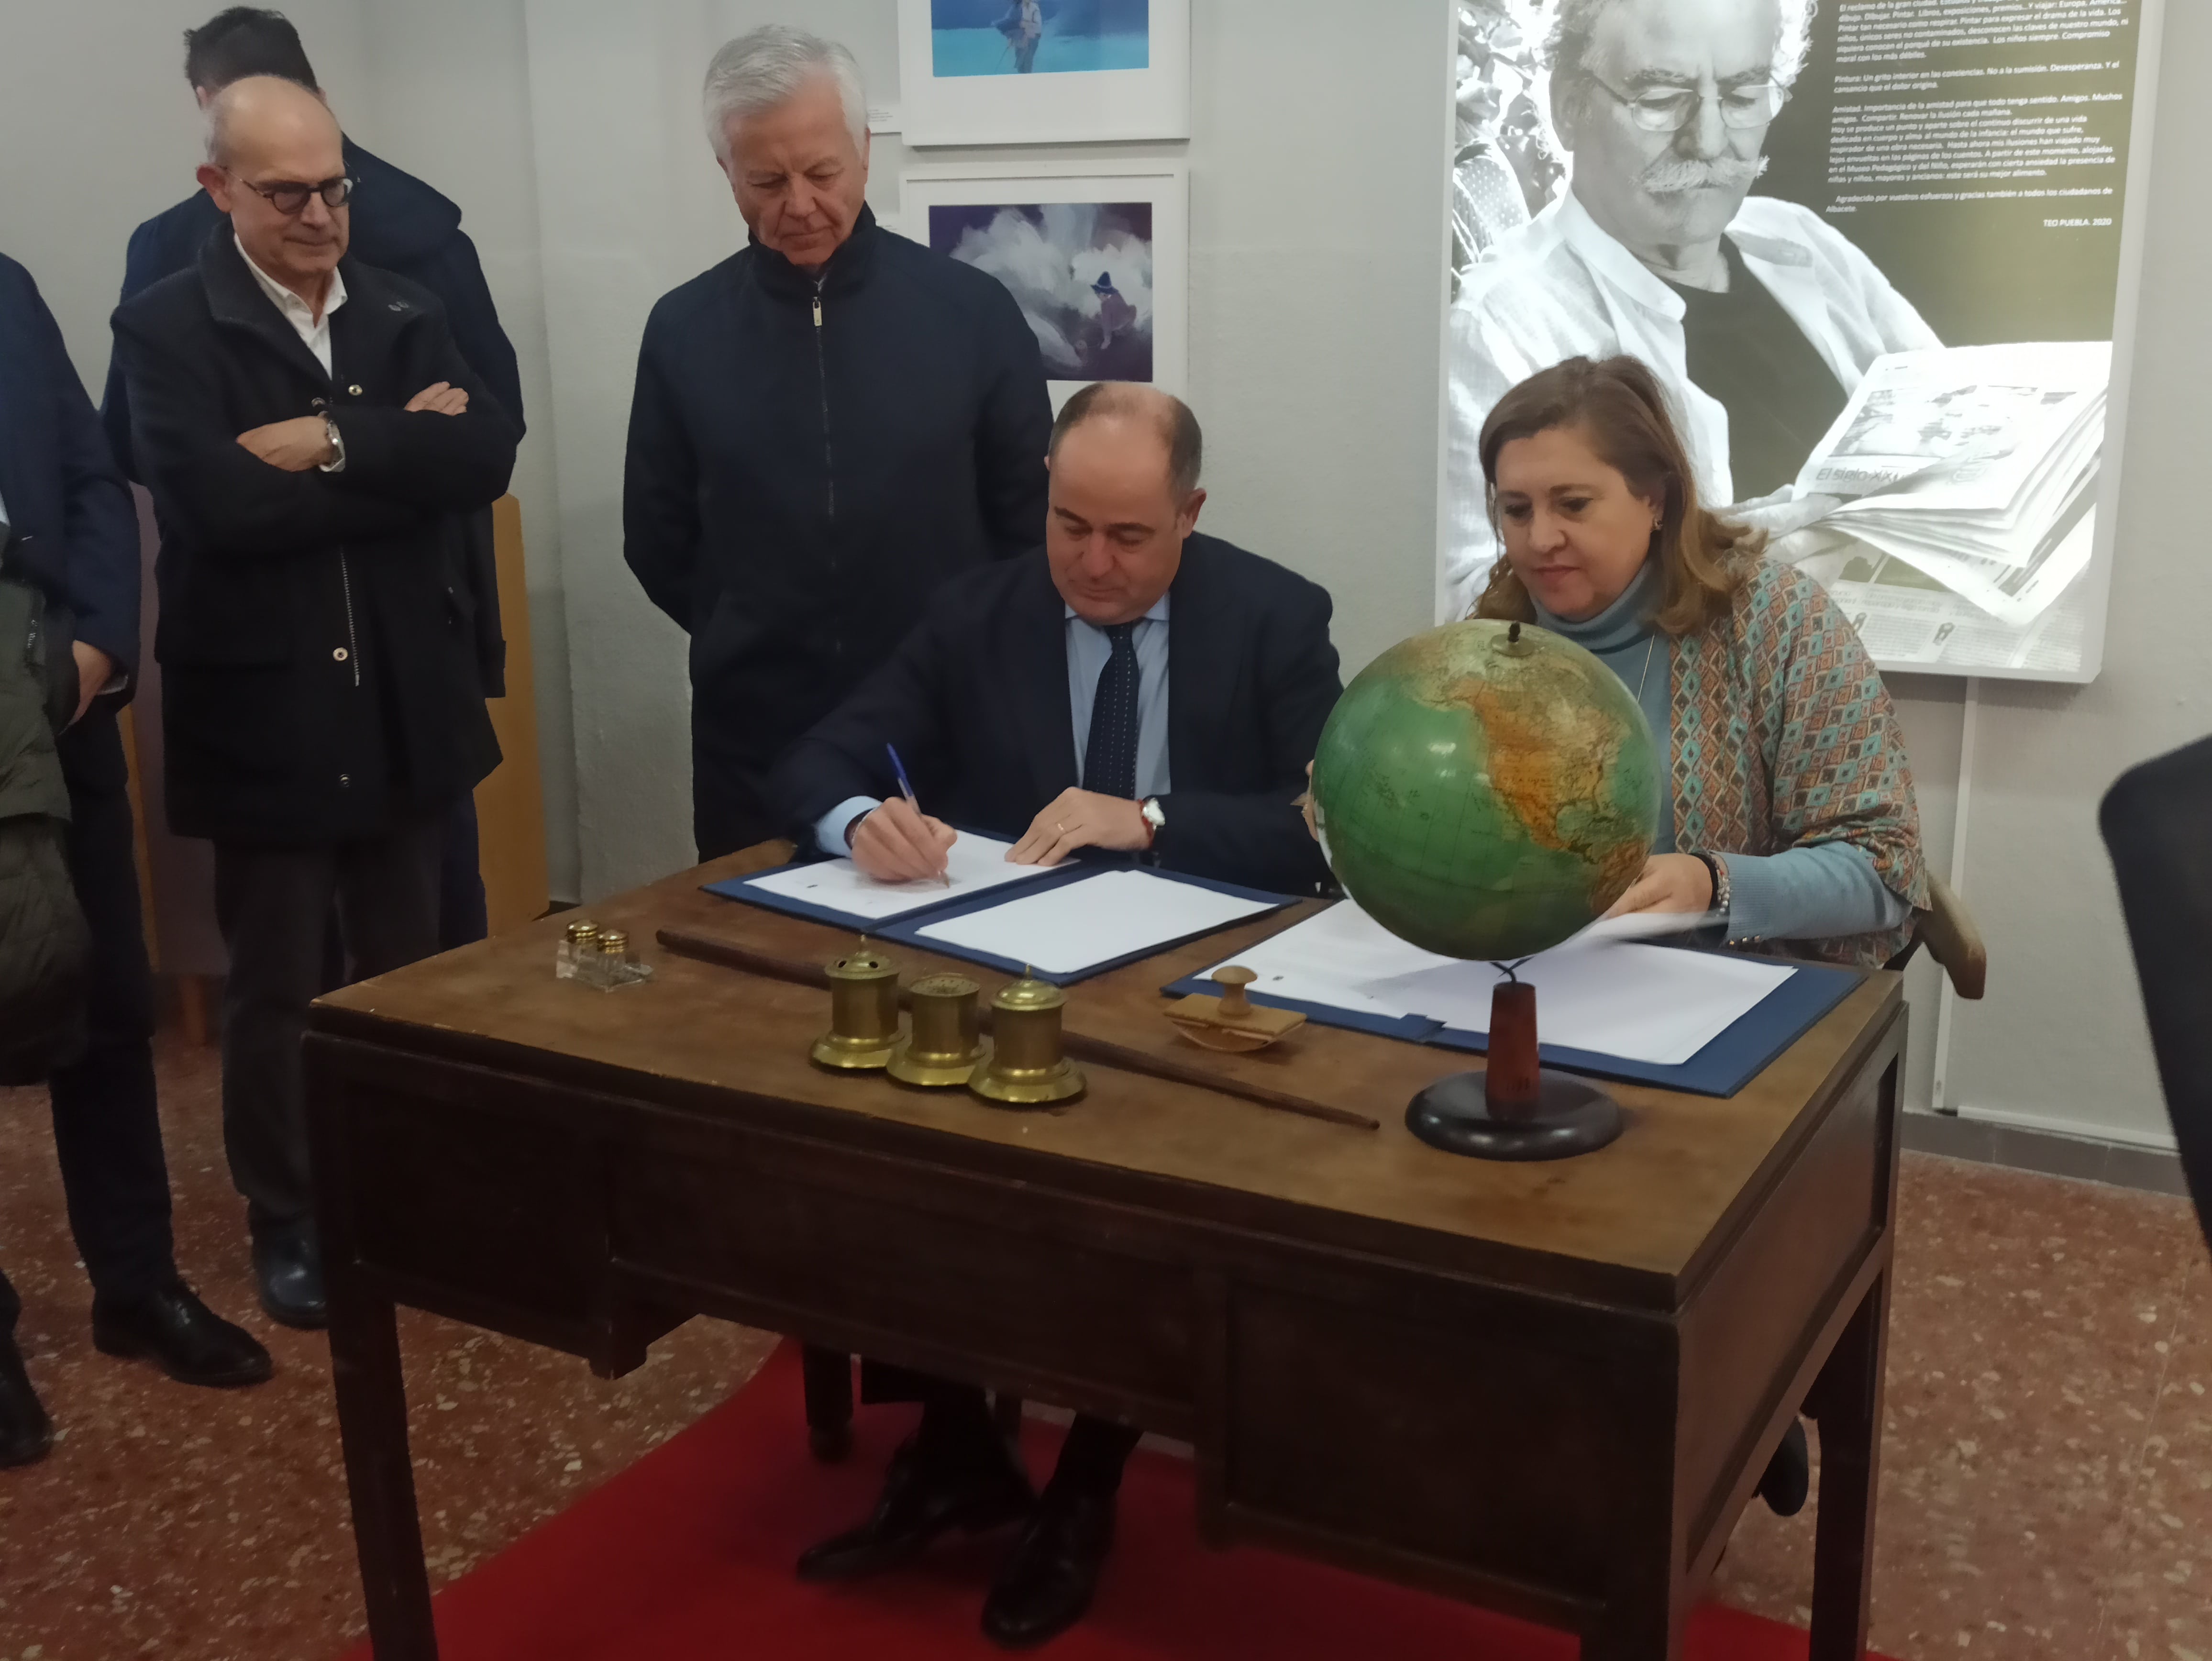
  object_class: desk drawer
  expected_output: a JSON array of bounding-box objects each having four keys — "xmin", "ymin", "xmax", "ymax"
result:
[
  {"xmin": 339, "ymin": 1085, "xmax": 600, "ymax": 1329},
  {"xmin": 611, "ymin": 1137, "xmax": 1197, "ymax": 1413},
  {"xmin": 1218, "ymin": 1282, "xmax": 1620, "ymax": 1598}
]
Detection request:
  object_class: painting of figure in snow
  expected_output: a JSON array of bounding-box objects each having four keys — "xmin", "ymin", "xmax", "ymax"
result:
[
  {"xmin": 929, "ymin": 201, "xmax": 1154, "ymax": 385},
  {"xmin": 930, "ymin": 0, "xmax": 1150, "ymax": 77}
]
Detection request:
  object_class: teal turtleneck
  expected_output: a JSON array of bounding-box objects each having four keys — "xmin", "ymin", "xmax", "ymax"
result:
[
  {"xmin": 1530, "ymin": 557, "xmax": 1911, "ymax": 947},
  {"xmin": 1532, "ymin": 558, "xmax": 1675, "ymax": 853}
]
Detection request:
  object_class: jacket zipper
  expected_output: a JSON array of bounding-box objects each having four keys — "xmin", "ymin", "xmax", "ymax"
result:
[
  {"xmin": 338, "ymin": 549, "xmax": 361, "ymax": 688},
  {"xmin": 812, "ymin": 287, "xmax": 835, "ymax": 522}
]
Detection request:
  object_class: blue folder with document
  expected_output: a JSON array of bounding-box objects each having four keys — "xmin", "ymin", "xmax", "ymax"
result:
[
  {"xmin": 1160, "ymin": 901, "xmax": 1863, "ymax": 1098},
  {"xmin": 710, "ymin": 844, "xmax": 1858, "ymax": 1092},
  {"xmin": 703, "ymin": 830, "xmax": 1084, "ymax": 933},
  {"xmin": 705, "ymin": 833, "xmax": 1299, "ymax": 985}
]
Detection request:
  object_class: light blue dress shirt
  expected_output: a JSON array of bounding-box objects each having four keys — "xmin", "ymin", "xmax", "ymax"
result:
[
  {"xmin": 813, "ymin": 595, "xmax": 1174, "ymax": 855},
  {"xmin": 1534, "ymin": 562, "xmax": 1912, "ymax": 945},
  {"xmin": 1064, "ymin": 594, "xmax": 1172, "ymax": 799}
]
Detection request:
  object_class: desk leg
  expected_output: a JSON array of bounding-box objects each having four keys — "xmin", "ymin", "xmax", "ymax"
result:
[
  {"xmin": 330, "ymin": 1285, "xmax": 437, "ymax": 1660},
  {"xmin": 801, "ymin": 1343, "xmax": 854, "ymax": 1462},
  {"xmin": 1808, "ymin": 1269, "xmax": 1890, "ymax": 1661},
  {"xmin": 1588, "ymin": 1434, "xmax": 1685, "ymax": 1661}
]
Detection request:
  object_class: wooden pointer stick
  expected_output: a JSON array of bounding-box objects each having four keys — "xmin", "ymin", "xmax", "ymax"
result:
[{"xmin": 654, "ymin": 925, "xmax": 1382, "ymax": 1132}]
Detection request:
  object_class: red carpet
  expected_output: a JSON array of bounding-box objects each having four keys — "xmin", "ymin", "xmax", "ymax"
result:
[{"xmin": 340, "ymin": 1343, "xmax": 1870, "ymax": 1660}]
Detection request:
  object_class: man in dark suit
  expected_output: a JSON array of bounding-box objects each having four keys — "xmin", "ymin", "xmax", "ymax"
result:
[
  {"xmin": 111, "ymin": 78, "xmax": 519, "ymax": 1329},
  {"xmin": 627, "ymin": 25, "xmax": 1050, "ymax": 862},
  {"xmin": 772, "ymin": 384, "xmax": 1339, "ymax": 1649},
  {"xmin": 104, "ymin": 6, "xmax": 522, "ymax": 949},
  {"xmin": 0, "ymin": 252, "xmax": 270, "ymax": 1468}
]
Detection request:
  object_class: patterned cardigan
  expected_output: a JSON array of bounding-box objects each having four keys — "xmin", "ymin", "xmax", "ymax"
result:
[{"xmin": 1669, "ymin": 558, "xmax": 1928, "ymax": 967}]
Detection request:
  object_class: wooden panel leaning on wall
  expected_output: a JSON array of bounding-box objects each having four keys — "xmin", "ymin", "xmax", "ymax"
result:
[{"xmin": 476, "ymin": 495, "xmax": 550, "ymax": 935}]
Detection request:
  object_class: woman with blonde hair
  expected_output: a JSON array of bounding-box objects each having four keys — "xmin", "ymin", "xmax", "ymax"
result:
[{"xmin": 1473, "ymin": 354, "xmax": 1926, "ymax": 969}]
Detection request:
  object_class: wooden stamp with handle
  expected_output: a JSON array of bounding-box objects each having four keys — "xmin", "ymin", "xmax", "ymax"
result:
[{"xmin": 1165, "ymin": 964, "xmax": 1307, "ymax": 1053}]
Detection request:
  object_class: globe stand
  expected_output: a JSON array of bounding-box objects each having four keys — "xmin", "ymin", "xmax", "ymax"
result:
[{"xmin": 1406, "ymin": 980, "xmax": 1623, "ymax": 1161}]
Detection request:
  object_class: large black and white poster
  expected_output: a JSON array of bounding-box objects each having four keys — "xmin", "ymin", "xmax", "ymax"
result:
[{"xmin": 1440, "ymin": 0, "xmax": 2161, "ymax": 681}]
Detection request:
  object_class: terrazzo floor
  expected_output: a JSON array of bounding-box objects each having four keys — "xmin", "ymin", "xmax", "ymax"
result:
[{"xmin": 0, "ymin": 1032, "xmax": 2205, "ymax": 1661}]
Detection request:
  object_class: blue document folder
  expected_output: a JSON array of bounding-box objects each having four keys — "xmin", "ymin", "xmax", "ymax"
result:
[
  {"xmin": 876, "ymin": 868, "xmax": 1301, "ymax": 986},
  {"xmin": 1160, "ymin": 951, "xmax": 1864, "ymax": 1098},
  {"xmin": 702, "ymin": 843, "xmax": 1084, "ymax": 935}
]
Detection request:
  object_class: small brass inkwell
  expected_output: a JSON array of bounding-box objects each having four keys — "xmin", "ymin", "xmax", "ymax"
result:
[
  {"xmin": 811, "ymin": 944, "xmax": 903, "ymax": 1072},
  {"xmin": 971, "ymin": 973, "xmax": 1084, "ymax": 1107},
  {"xmin": 888, "ymin": 974, "xmax": 990, "ymax": 1087}
]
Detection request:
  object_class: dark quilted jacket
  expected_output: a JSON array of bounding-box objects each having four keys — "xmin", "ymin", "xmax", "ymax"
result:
[{"xmin": 0, "ymin": 573, "xmax": 88, "ymax": 1082}]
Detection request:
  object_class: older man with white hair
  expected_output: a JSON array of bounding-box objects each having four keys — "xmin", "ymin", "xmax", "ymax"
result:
[
  {"xmin": 1442, "ymin": 0, "xmax": 1938, "ymax": 615},
  {"xmin": 624, "ymin": 25, "xmax": 1051, "ymax": 862}
]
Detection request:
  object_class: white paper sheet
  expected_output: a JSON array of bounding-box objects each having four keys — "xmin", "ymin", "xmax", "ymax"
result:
[
  {"xmin": 1196, "ymin": 903, "xmax": 1794, "ymax": 1068},
  {"xmin": 918, "ymin": 869, "xmax": 1280, "ymax": 976},
  {"xmin": 744, "ymin": 832, "xmax": 1046, "ymax": 922}
]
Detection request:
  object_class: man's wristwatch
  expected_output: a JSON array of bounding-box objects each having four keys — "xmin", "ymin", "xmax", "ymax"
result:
[
  {"xmin": 321, "ymin": 413, "xmax": 347, "ymax": 473},
  {"xmin": 1139, "ymin": 797, "xmax": 1166, "ymax": 847}
]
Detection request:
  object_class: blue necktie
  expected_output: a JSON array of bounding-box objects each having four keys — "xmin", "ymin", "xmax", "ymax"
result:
[{"xmin": 1083, "ymin": 621, "xmax": 1140, "ymax": 800}]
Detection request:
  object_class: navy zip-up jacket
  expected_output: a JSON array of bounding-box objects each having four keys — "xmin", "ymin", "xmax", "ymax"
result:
[
  {"xmin": 100, "ymin": 136, "xmax": 523, "ymax": 480},
  {"xmin": 0, "ymin": 253, "xmax": 139, "ymax": 673},
  {"xmin": 623, "ymin": 204, "xmax": 1051, "ymax": 856}
]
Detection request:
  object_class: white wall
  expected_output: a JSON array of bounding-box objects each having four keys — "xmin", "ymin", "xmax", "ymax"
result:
[
  {"xmin": 1929, "ymin": 0, "xmax": 2211, "ymax": 1148},
  {"xmin": 1854, "ymin": 0, "xmax": 2209, "ymax": 1150}
]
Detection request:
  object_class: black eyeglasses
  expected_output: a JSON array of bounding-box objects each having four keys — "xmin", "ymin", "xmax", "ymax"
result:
[{"xmin": 230, "ymin": 171, "xmax": 354, "ymax": 216}]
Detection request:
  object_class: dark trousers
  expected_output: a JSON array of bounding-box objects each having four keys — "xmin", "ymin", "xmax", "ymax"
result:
[
  {"xmin": 872, "ymin": 1362, "xmax": 1142, "ymax": 1498},
  {"xmin": 439, "ymin": 794, "xmax": 488, "ymax": 949},
  {"xmin": 41, "ymin": 713, "xmax": 177, "ymax": 1301},
  {"xmin": 213, "ymin": 809, "xmax": 444, "ymax": 1230},
  {"xmin": 320, "ymin": 794, "xmax": 483, "ymax": 992}
]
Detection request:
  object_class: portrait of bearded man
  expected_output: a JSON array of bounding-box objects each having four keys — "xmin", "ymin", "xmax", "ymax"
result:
[{"xmin": 1440, "ymin": 0, "xmax": 1938, "ymax": 618}]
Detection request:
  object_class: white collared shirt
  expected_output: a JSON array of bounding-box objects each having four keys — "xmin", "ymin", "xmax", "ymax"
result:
[{"xmin": 235, "ymin": 235, "xmax": 347, "ymax": 376}]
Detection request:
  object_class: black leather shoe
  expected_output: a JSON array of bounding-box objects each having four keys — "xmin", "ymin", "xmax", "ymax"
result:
[
  {"xmin": 92, "ymin": 1283, "xmax": 273, "ymax": 1388},
  {"xmin": 0, "ymin": 1334, "xmax": 55, "ymax": 1468},
  {"xmin": 251, "ymin": 1225, "xmax": 326, "ymax": 1330},
  {"xmin": 797, "ymin": 1428, "xmax": 1035, "ymax": 1583},
  {"xmin": 1758, "ymin": 1418, "xmax": 1811, "ymax": 1517},
  {"xmin": 981, "ymin": 1483, "xmax": 1118, "ymax": 1650}
]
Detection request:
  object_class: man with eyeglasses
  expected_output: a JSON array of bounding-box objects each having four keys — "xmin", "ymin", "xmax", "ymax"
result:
[
  {"xmin": 102, "ymin": 7, "xmax": 520, "ymax": 973},
  {"xmin": 1441, "ymin": 0, "xmax": 1937, "ymax": 617},
  {"xmin": 110, "ymin": 76, "xmax": 519, "ymax": 1329}
]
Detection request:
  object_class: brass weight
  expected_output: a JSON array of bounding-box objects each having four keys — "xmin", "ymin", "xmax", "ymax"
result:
[
  {"xmin": 810, "ymin": 945, "xmax": 903, "ymax": 1071},
  {"xmin": 888, "ymin": 974, "xmax": 990, "ymax": 1087},
  {"xmin": 970, "ymin": 975, "xmax": 1084, "ymax": 1107}
]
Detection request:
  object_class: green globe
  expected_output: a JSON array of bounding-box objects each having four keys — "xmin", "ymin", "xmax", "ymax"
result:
[{"xmin": 1312, "ymin": 619, "xmax": 1661, "ymax": 962}]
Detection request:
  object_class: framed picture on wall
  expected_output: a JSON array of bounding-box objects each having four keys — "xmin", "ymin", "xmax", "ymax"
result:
[
  {"xmin": 902, "ymin": 161, "xmax": 1188, "ymax": 411},
  {"xmin": 1433, "ymin": 0, "xmax": 2167, "ymax": 685},
  {"xmin": 896, "ymin": 0, "xmax": 1189, "ymax": 146}
]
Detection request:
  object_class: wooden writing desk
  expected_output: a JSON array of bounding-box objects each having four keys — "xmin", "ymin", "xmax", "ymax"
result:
[{"xmin": 306, "ymin": 847, "xmax": 1904, "ymax": 1660}]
